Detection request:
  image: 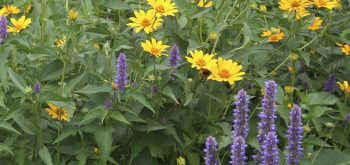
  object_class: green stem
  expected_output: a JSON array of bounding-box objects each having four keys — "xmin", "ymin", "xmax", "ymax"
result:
[
  {"xmin": 56, "ymin": 122, "xmax": 62, "ymax": 162},
  {"xmin": 66, "ymin": 0, "xmax": 69, "ymax": 25},
  {"xmin": 35, "ymin": 102, "xmax": 42, "ymax": 150},
  {"xmin": 61, "ymin": 61, "xmax": 67, "ymax": 95}
]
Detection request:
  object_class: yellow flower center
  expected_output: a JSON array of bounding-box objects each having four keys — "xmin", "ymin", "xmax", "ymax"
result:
[
  {"xmin": 141, "ymin": 19, "xmax": 151, "ymax": 26},
  {"xmin": 218, "ymin": 69, "xmax": 231, "ymax": 78},
  {"xmin": 196, "ymin": 59, "xmax": 206, "ymax": 67},
  {"xmin": 15, "ymin": 24, "xmax": 23, "ymax": 31},
  {"xmin": 291, "ymin": 1, "xmax": 300, "ymax": 7},
  {"xmin": 151, "ymin": 47, "xmax": 160, "ymax": 55},
  {"xmin": 155, "ymin": 5, "xmax": 165, "ymax": 13},
  {"xmin": 270, "ymin": 35, "xmax": 278, "ymax": 41}
]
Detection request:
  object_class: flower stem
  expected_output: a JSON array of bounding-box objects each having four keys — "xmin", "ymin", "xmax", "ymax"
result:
[{"xmin": 61, "ymin": 61, "xmax": 67, "ymax": 95}]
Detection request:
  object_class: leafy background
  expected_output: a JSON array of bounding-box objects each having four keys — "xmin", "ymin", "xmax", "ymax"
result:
[{"xmin": 0, "ymin": 0, "xmax": 350, "ymax": 164}]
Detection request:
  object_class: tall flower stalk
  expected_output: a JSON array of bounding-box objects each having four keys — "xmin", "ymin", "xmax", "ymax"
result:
[
  {"xmin": 115, "ymin": 53, "xmax": 127, "ymax": 93},
  {"xmin": 232, "ymin": 89, "xmax": 250, "ymax": 139},
  {"xmin": 261, "ymin": 132, "xmax": 279, "ymax": 165},
  {"xmin": 204, "ymin": 136, "xmax": 218, "ymax": 165},
  {"xmin": 230, "ymin": 136, "xmax": 247, "ymax": 165},
  {"xmin": 168, "ymin": 44, "xmax": 181, "ymax": 71},
  {"xmin": 286, "ymin": 105, "xmax": 304, "ymax": 165},
  {"xmin": 323, "ymin": 74, "xmax": 336, "ymax": 92},
  {"xmin": 0, "ymin": 16, "xmax": 7, "ymax": 44}
]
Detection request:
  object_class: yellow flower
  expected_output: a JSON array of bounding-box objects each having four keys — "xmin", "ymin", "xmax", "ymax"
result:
[
  {"xmin": 141, "ymin": 38, "xmax": 169, "ymax": 57},
  {"xmin": 147, "ymin": 0, "xmax": 178, "ymax": 17},
  {"xmin": 0, "ymin": 5, "xmax": 20, "ymax": 16},
  {"xmin": 337, "ymin": 81, "xmax": 350, "ymax": 95},
  {"xmin": 287, "ymin": 102, "xmax": 293, "ymax": 108},
  {"xmin": 45, "ymin": 103, "xmax": 69, "ymax": 122},
  {"xmin": 285, "ymin": 86, "xmax": 293, "ymax": 93},
  {"xmin": 335, "ymin": 0, "xmax": 342, "ymax": 8},
  {"xmin": 288, "ymin": 66, "xmax": 295, "ymax": 73},
  {"xmin": 308, "ymin": 17, "xmax": 322, "ymax": 30},
  {"xmin": 68, "ymin": 9, "xmax": 78, "ymax": 21},
  {"xmin": 55, "ymin": 37, "xmax": 66, "ymax": 47},
  {"xmin": 93, "ymin": 42, "xmax": 101, "ymax": 49},
  {"xmin": 209, "ymin": 32, "xmax": 218, "ymax": 40},
  {"xmin": 198, "ymin": 0, "xmax": 213, "ymax": 8},
  {"xmin": 339, "ymin": 44, "xmax": 350, "ymax": 56},
  {"xmin": 290, "ymin": 53, "xmax": 299, "ymax": 61},
  {"xmin": 268, "ymin": 32, "xmax": 285, "ymax": 43},
  {"xmin": 7, "ymin": 16, "xmax": 32, "ymax": 33},
  {"xmin": 127, "ymin": 10, "xmax": 162, "ymax": 34},
  {"xmin": 176, "ymin": 156, "xmax": 186, "ymax": 165},
  {"xmin": 185, "ymin": 50, "xmax": 217, "ymax": 70},
  {"xmin": 259, "ymin": 4, "xmax": 267, "ymax": 12},
  {"xmin": 261, "ymin": 30, "xmax": 272, "ymax": 37},
  {"xmin": 94, "ymin": 147, "xmax": 101, "ymax": 154},
  {"xmin": 313, "ymin": 0, "xmax": 338, "ymax": 9},
  {"xmin": 279, "ymin": 0, "xmax": 312, "ymax": 19},
  {"xmin": 25, "ymin": 4, "xmax": 32, "ymax": 13},
  {"xmin": 208, "ymin": 57, "xmax": 245, "ymax": 85}
]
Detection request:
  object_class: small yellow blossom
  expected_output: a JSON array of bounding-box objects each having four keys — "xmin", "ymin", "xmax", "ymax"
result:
[
  {"xmin": 198, "ymin": 0, "xmax": 213, "ymax": 8},
  {"xmin": 25, "ymin": 4, "xmax": 32, "ymax": 13},
  {"xmin": 7, "ymin": 16, "xmax": 32, "ymax": 33},
  {"xmin": 338, "ymin": 44, "xmax": 350, "ymax": 56},
  {"xmin": 186, "ymin": 50, "xmax": 217, "ymax": 70},
  {"xmin": 127, "ymin": 10, "xmax": 163, "ymax": 34},
  {"xmin": 209, "ymin": 32, "xmax": 218, "ymax": 40},
  {"xmin": 313, "ymin": 0, "xmax": 338, "ymax": 9},
  {"xmin": 287, "ymin": 102, "xmax": 293, "ymax": 108},
  {"xmin": 176, "ymin": 156, "xmax": 186, "ymax": 165},
  {"xmin": 208, "ymin": 57, "xmax": 245, "ymax": 85},
  {"xmin": 285, "ymin": 86, "xmax": 293, "ymax": 94},
  {"xmin": 147, "ymin": 0, "xmax": 178, "ymax": 17},
  {"xmin": 45, "ymin": 103, "xmax": 69, "ymax": 122},
  {"xmin": 279, "ymin": 0, "xmax": 312, "ymax": 19},
  {"xmin": 308, "ymin": 17, "xmax": 322, "ymax": 31},
  {"xmin": 288, "ymin": 66, "xmax": 295, "ymax": 73},
  {"xmin": 141, "ymin": 38, "xmax": 170, "ymax": 57},
  {"xmin": 262, "ymin": 28, "xmax": 284, "ymax": 43},
  {"xmin": 55, "ymin": 36, "xmax": 66, "ymax": 47},
  {"xmin": 68, "ymin": 9, "xmax": 78, "ymax": 21},
  {"xmin": 290, "ymin": 53, "xmax": 299, "ymax": 61},
  {"xmin": 93, "ymin": 42, "xmax": 101, "ymax": 49},
  {"xmin": 0, "ymin": 5, "xmax": 20, "ymax": 16},
  {"xmin": 268, "ymin": 32, "xmax": 285, "ymax": 43},
  {"xmin": 261, "ymin": 31, "xmax": 272, "ymax": 37},
  {"xmin": 259, "ymin": 4, "xmax": 267, "ymax": 12},
  {"xmin": 94, "ymin": 147, "xmax": 101, "ymax": 154},
  {"xmin": 337, "ymin": 81, "xmax": 350, "ymax": 96}
]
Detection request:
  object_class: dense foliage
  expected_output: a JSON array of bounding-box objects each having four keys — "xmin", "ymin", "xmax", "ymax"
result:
[{"xmin": 0, "ymin": 0, "xmax": 349, "ymax": 164}]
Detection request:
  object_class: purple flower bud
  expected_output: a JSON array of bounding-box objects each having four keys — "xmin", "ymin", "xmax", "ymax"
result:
[
  {"xmin": 151, "ymin": 84, "xmax": 158, "ymax": 94},
  {"xmin": 204, "ymin": 136, "xmax": 218, "ymax": 165},
  {"xmin": 104, "ymin": 99, "xmax": 112, "ymax": 109},
  {"xmin": 261, "ymin": 132, "xmax": 279, "ymax": 165},
  {"xmin": 33, "ymin": 81, "xmax": 41, "ymax": 93},
  {"xmin": 230, "ymin": 136, "xmax": 247, "ymax": 165},
  {"xmin": 346, "ymin": 114, "xmax": 350, "ymax": 122},
  {"xmin": 232, "ymin": 89, "xmax": 250, "ymax": 139},
  {"xmin": 323, "ymin": 74, "xmax": 336, "ymax": 92},
  {"xmin": 0, "ymin": 16, "xmax": 7, "ymax": 44},
  {"xmin": 168, "ymin": 44, "xmax": 181, "ymax": 70},
  {"xmin": 115, "ymin": 53, "xmax": 127, "ymax": 93},
  {"xmin": 287, "ymin": 105, "xmax": 304, "ymax": 165}
]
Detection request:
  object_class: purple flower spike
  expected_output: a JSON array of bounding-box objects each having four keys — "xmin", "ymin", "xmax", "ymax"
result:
[
  {"xmin": 232, "ymin": 89, "xmax": 250, "ymax": 139},
  {"xmin": 115, "ymin": 53, "xmax": 127, "ymax": 93},
  {"xmin": 230, "ymin": 136, "xmax": 247, "ymax": 165},
  {"xmin": 204, "ymin": 136, "xmax": 218, "ymax": 165},
  {"xmin": 346, "ymin": 114, "xmax": 350, "ymax": 122},
  {"xmin": 286, "ymin": 105, "xmax": 304, "ymax": 165},
  {"xmin": 261, "ymin": 132, "xmax": 279, "ymax": 165},
  {"xmin": 323, "ymin": 74, "xmax": 336, "ymax": 92},
  {"xmin": 168, "ymin": 44, "xmax": 181, "ymax": 69},
  {"xmin": 0, "ymin": 16, "xmax": 7, "ymax": 44},
  {"xmin": 33, "ymin": 81, "xmax": 41, "ymax": 93},
  {"xmin": 151, "ymin": 84, "xmax": 158, "ymax": 94},
  {"xmin": 258, "ymin": 80, "xmax": 278, "ymax": 145},
  {"xmin": 104, "ymin": 99, "xmax": 112, "ymax": 109}
]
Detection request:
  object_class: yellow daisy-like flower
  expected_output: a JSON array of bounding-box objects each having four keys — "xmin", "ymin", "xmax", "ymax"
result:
[
  {"xmin": 45, "ymin": 103, "xmax": 69, "ymax": 122},
  {"xmin": 208, "ymin": 57, "xmax": 245, "ymax": 85},
  {"xmin": 185, "ymin": 50, "xmax": 217, "ymax": 70},
  {"xmin": 7, "ymin": 16, "xmax": 32, "ymax": 33},
  {"xmin": 313, "ymin": 0, "xmax": 338, "ymax": 9},
  {"xmin": 198, "ymin": 0, "xmax": 213, "ymax": 8},
  {"xmin": 337, "ymin": 81, "xmax": 350, "ymax": 96},
  {"xmin": 176, "ymin": 156, "xmax": 186, "ymax": 165},
  {"xmin": 339, "ymin": 44, "xmax": 350, "ymax": 56},
  {"xmin": 55, "ymin": 36, "xmax": 66, "ymax": 47},
  {"xmin": 279, "ymin": 0, "xmax": 312, "ymax": 19},
  {"xmin": 147, "ymin": 0, "xmax": 178, "ymax": 17},
  {"xmin": 141, "ymin": 38, "xmax": 170, "ymax": 57},
  {"xmin": 68, "ymin": 9, "xmax": 78, "ymax": 21},
  {"xmin": 308, "ymin": 17, "xmax": 322, "ymax": 30},
  {"xmin": 268, "ymin": 32, "xmax": 285, "ymax": 43},
  {"xmin": 259, "ymin": 4, "xmax": 267, "ymax": 12},
  {"xmin": 284, "ymin": 86, "xmax": 293, "ymax": 93},
  {"xmin": 261, "ymin": 30, "xmax": 272, "ymax": 37},
  {"xmin": 261, "ymin": 28, "xmax": 285, "ymax": 42},
  {"xmin": 0, "ymin": 5, "xmax": 20, "ymax": 16},
  {"xmin": 127, "ymin": 10, "xmax": 163, "ymax": 34}
]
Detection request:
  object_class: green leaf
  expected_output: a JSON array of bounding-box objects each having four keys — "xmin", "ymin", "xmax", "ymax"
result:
[
  {"xmin": 307, "ymin": 92, "xmax": 338, "ymax": 106},
  {"xmin": 110, "ymin": 111, "xmax": 131, "ymax": 125},
  {"xmin": 75, "ymin": 84, "xmax": 112, "ymax": 94},
  {"xmin": 95, "ymin": 126, "xmax": 114, "ymax": 163},
  {"xmin": 128, "ymin": 93, "xmax": 155, "ymax": 113},
  {"xmin": 0, "ymin": 122, "xmax": 21, "ymax": 135},
  {"xmin": 161, "ymin": 87, "xmax": 179, "ymax": 104},
  {"xmin": 306, "ymin": 106, "xmax": 332, "ymax": 118},
  {"xmin": 314, "ymin": 150, "xmax": 350, "ymax": 165},
  {"xmin": 13, "ymin": 116, "xmax": 37, "ymax": 135},
  {"xmin": 39, "ymin": 146, "xmax": 53, "ymax": 165},
  {"xmin": 7, "ymin": 68, "xmax": 27, "ymax": 93},
  {"xmin": 304, "ymin": 137, "xmax": 332, "ymax": 147},
  {"xmin": 53, "ymin": 127, "xmax": 77, "ymax": 144},
  {"xmin": 64, "ymin": 72, "xmax": 86, "ymax": 94},
  {"xmin": 242, "ymin": 22, "xmax": 252, "ymax": 46},
  {"xmin": 0, "ymin": 143, "xmax": 14, "ymax": 156}
]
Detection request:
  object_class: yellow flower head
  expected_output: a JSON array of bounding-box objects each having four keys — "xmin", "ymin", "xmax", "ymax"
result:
[
  {"xmin": 261, "ymin": 30, "xmax": 272, "ymax": 37},
  {"xmin": 25, "ymin": 4, "xmax": 32, "ymax": 13},
  {"xmin": 7, "ymin": 16, "xmax": 31, "ymax": 33},
  {"xmin": 209, "ymin": 32, "xmax": 218, "ymax": 40},
  {"xmin": 0, "ymin": 5, "xmax": 20, "ymax": 16},
  {"xmin": 337, "ymin": 81, "xmax": 350, "ymax": 95},
  {"xmin": 259, "ymin": 4, "xmax": 267, "ymax": 12},
  {"xmin": 141, "ymin": 38, "xmax": 169, "ymax": 57},
  {"xmin": 284, "ymin": 86, "xmax": 293, "ymax": 93},
  {"xmin": 176, "ymin": 156, "xmax": 186, "ymax": 165},
  {"xmin": 45, "ymin": 103, "xmax": 69, "ymax": 122},
  {"xmin": 208, "ymin": 57, "xmax": 245, "ymax": 85},
  {"xmin": 308, "ymin": 17, "xmax": 322, "ymax": 30},
  {"xmin": 198, "ymin": 0, "xmax": 213, "ymax": 8},
  {"xmin": 186, "ymin": 50, "xmax": 217, "ymax": 70},
  {"xmin": 279, "ymin": 0, "xmax": 312, "ymax": 19},
  {"xmin": 55, "ymin": 36, "xmax": 66, "ymax": 47},
  {"xmin": 268, "ymin": 32, "xmax": 285, "ymax": 43},
  {"xmin": 68, "ymin": 9, "xmax": 78, "ymax": 21},
  {"xmin": 313, "ymin": 0, "xmax": 338, "ymax": 9},
  {"xmin": 339, "ymin": 44, "xmax": 350, "ymax": 56},
  {"xmin": 147, "ymin": 0, "xmax": 178, "ymax": 17},
  {"xmin": 127, "ymin": 10, "xmax": 163, "ymax": 34},
  {"xmin": 287, "ymin": 102, "xmax": 293, "ymax": 108}
]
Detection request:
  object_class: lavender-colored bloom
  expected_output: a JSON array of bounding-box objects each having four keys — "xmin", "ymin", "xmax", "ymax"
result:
[
  {"xmin": 232, "ymin": 89, "xmax": 250, "ymax": 139},
  {"xmin": 151, "ymin": 84, "xmax": 158, "ymax": 94},
  {"xmin": 168, "ymin": 44, "xmax": 180, "ymax": 68},
  {"xmin": 286, "ymin": 105, "xmax": 304, "ymax": 165},
  {"xmin": 257, "ymin": 80, "xmax": 278, "ymax": 145},
  {"xmin": 0, "ymin": 16, "xmax": 7, "ymax": 44},
  {"xmin": 204, "ymin": 136, "xmax": 218, "ymax": 165},
  {"xmin": 33, "ymin": 81, "xmax": 41, "ymax": 93},
  {"xmin": 104, "ymin": 99, "xmax": 112, "ymax": 109},
  {"xmin": 323, "ymin": 74, "xmax": 336, "ymax": 92},
  {"xmin": 115, "ymin": 53, "xmax": 127, "ymax": 92},
  {"xmin": 346, "ymin": 114, "xmax": 350, "ymax": 122},
  {"xmin": 230, "ymin": 136, "xmax": 247, "ymax": 165},
  {"xmin": 261, "ymin": 132, "xmax": 279, "ymax": 165}
]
